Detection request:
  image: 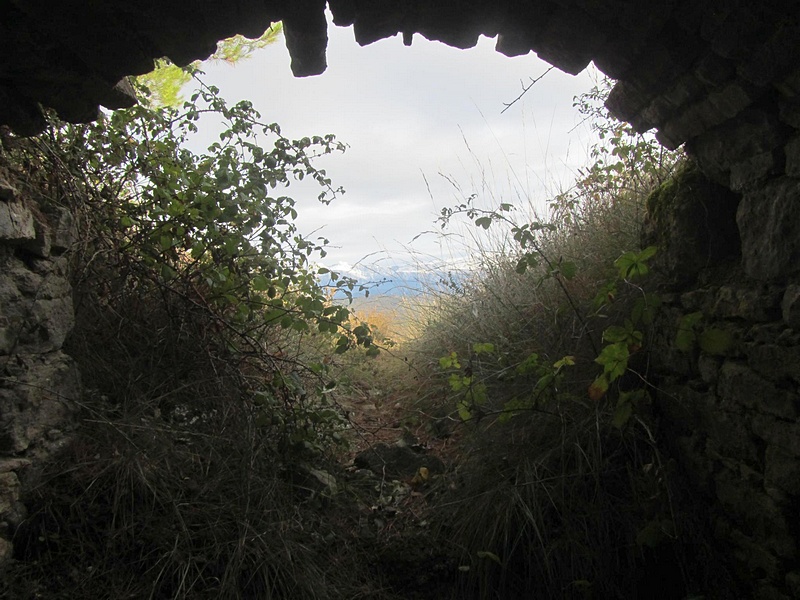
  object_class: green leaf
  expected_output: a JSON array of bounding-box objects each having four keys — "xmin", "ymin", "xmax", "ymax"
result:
[
  {"xmin": 638, "ymin": 245, "xmax": 657, "ymax": 261},
  {"xmin": 553, "ymin": 355, "xmax": 575, "ymax": 369},
  {"xmin": 602, "ymin": 325, "xmax": 630, "ymax": 344},
  {"xmin": 559, "ymin": 261, "xmax": 578, "ymax": 280},
  {"xmin": 439, "ymin": 352, "xmax": 460, "ymax": 370},
  {"xmin": 475, "ymin": 216, "xmax": 492, "ymax": 229},
  {"xmin": 476, "ymin": 551, "xmax": 502, "ymax": 565},
  {"xmin": 588, "ymin": 375, "xmax": 608, "ymax": 401},
  {"xmin": 631, "ymin": 294, "xmax": 661, "ymax": 325},
  {"xmin": 456, "ymin": 400, "xmax": 472, "ymax": 422},
  {"xmin": 252, "ymin": 275, "xmax": 270, "ymax": 291},
  {"xmin": 515, "ymin": 353, "xmax": 539, "ymax": 375},
  {"xmin": 595, "ymin": 342, "xmax": 629, "ymax": 380},
  {"xmin": 612, "ymin": 397, "xmax": 634, "ymax": 429},
  {"xmin": 472, "ymin": 342, "xmax": 495, "ymax": 354}
]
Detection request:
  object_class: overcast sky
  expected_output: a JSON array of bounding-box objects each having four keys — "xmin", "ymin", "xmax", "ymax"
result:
[{"xmin": 192, "ymin": 19, "xmax": 598, "ymax": 279}]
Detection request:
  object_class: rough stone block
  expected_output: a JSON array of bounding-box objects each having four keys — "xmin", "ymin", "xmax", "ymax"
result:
[
  {"xmin": 737, "ymin": 22, "xmax": 800, "ymax": 88},
  {"xmin": 775, "ymin": 69, "xmax": 800, "ymax": 98},
  {"xmin": 712, "ymin": 286, "xmax": 781, "ymax": 322},
  {"xmin": 747, "ymin": 343, "xmax": 800, "ymax": 384},
  {"xmin": 0, "ymin": 272, "xmax": 24, "ymax": 355},
  {"xmin": 22, "ymin": 217, "xmax": 52, "ymax": 258},
  {"xmin": 765, "ymin": 445, "xmax": 800, "ymax": 497},
  {"xmin": 714, "ymin": 467, "xmax": 795, "ymax": 559},
  {"xmin": 0, "ymin": 458, "xmax": 31, "ymax": 473},
  {"xmin": 697, "ymin": 353, "xmax": 722, "ymax": 385},
  {"xmin": 637, "ymin": 95, "xmax": 675, "ymax": 132},
  {"xmin": 752, "ymin": 414, "xmax": 800, "ymax": 457},
  {"xmin": 0, "ymin": 471, "xmax": 20, "ymax": 516},
  {"xmin": 705, "ymin": 406, "xmax": 762, "ymax": 465},
  {"xmin": 643, "ymin": 164, "xmax": 740, "ymax": 287},
  {"xmin": 606, "ymin": 80, "xmax": 652, "ymax": 123},
  {"xmin": 27, "ymin": 295, "xmax": 75, "ymax": 353},
  {"xmin": 0, "ymin": 177, "xmax": 16, "ymax": 202},
  {"xmin": 689, "ymin": 109, "xmax": 786, "ymax": 187},
  {"xmin": 0, "ymin": 199, "xmax": 35, "ymax": 242},
  {"xmin": 754, "ymin": 582, "xmax": 792, "ymax": 600},
  {"xmin": 738, "ymin": 178, "xmax": 800, "ymax": 280},
  {"xmin": 778, "ymin": 97, "xmax": 800, "ymax": 129},
  {"xmin": 718, "ymin": 361, "xmax": 797, "ymax": 420},
  {"xmin": 715, "ymin": 517, "xmax": 781, "ymax": 582},
  {"xmin": 694, "ymin": 52, "xmax": 735, "ymax": 87},
  {"xmin": 45, "ymin": 206, "xmax": 75, "ymax": 254},
  {"xmin": 0, "ymin": 258, "xmax": 74, "ymax": 355},
  {"xmin": 786, "ymin": 572, "xmax": 800, "ymax": 598},
  {"xmin": 729, "ymin": 150, "xmax": 782, "ymax": 192},
  {"xmin": 660, "ymin": 73, "xmax": 705, "ymax": 114},
  {"xmin": 784, "ymin": 135, "xmax": 800, "ymax": 179},
  {"xmin": 0, "ymin": 537, "xmax": 11, "ymax": 564},
  {"xmin": 0, "ymin": 352, "xmax": 80, "ymax": 453},
  {"xmin": 706, "ymin": 81, "xmax": 757, "ymax": 125},
  {"xmin": 780, "ymin": 285, "xmax": 800, "ymax": 328}
]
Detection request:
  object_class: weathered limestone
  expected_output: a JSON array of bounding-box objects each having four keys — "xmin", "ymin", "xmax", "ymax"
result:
[
  {"xmin": 737, "ymin": 178, "xmax": 800, "ymax": 280},
  {"xmin": 0, "ymin": 3, "xmax": 799, "ymax": 598},
  {"xmin": 1, "ymin": 1, "xmax": 799, "ymax": 185},
  {"xmin": 646, "ymin": 167, "xmax": 800, "ymax": 599},
  {"xmin": 0, "ymin": 170, "xmax": 79, "ymax": 561}
]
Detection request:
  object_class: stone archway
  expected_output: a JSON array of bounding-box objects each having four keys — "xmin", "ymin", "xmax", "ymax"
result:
[{"xmin": 2, "ymin": 3, "xmax": 800, "ymax": 597}]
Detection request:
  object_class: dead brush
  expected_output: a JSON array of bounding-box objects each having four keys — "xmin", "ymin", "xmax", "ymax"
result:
[
  {"xmin": 0, "ymin": 131, "xmax": 387, "ymax": 600},
  {"xmin": 433, "ymin": 400, "xmax": 685, "ymax": 599},
  {"xmin": 8, "ymin": 398, "xmax": 338, "ymax": 599}
]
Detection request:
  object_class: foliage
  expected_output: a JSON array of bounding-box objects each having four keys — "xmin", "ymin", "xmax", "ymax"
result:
[
  {"xmin": 135, "ymin": 58, "xmax": 194, "ymax": 108},
  {"xmin": 432, "ymin": 75, "xmax": 682, "ymax": 427},
  {"xmin": 394, "ymin": 78, "xmax": 717, "ymax": 598},
  {"xmin": 135, "ymin": 23, "xmax": 283, "ymax": 107},
  {"xmin": 63, "ymin": 81, "xmax": 371, "ymax": 354},
  {"xmin": 0, "ymin": 73, "xmax": 400, "ymax": 599}
]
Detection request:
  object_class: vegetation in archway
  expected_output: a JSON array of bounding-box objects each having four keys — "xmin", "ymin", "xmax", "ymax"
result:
[
  {"xmin": 0, "ymin": 69, "xmax": 736, "ymax": 599},
  {"xmin": 136, "ymin": 23, "xmax": 284, "ymax": 107},
  {"xmin": 385, "ymin": 80, "xmax": 730, "ymax": 598},
  {"xmin": 1, "ymin": 74, "xmax": 389, "ymax": 599}
]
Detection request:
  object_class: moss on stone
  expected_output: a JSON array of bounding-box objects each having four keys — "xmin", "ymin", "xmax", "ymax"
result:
[{"xmin": 644, "ymin": 160, "xmax": 702, "ymax": 226}]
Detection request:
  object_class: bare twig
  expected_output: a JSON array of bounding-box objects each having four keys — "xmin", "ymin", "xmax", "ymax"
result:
[{"xmin": 501, "ymin": 66, "xmax": 555, "ymax": 114}]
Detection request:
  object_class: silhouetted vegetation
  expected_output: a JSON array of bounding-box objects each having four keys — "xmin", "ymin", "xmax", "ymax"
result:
[{"xmin": 1, "ymin": 73, "xmax": 734, "ymax": 600}]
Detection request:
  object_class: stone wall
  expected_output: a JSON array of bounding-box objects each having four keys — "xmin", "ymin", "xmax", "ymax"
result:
[
  {"xmin": 1, "ymin": 2, "xmax": 800, "ymax": 596},
  {"xmin": 644, "ymin": 163, "xmax": 800, "ymax": 600},
  {"xmin": 0, "ymin": 166, "xmax": 80, "ymax": 562}
]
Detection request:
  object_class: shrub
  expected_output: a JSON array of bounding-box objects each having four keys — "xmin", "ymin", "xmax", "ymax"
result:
[
  {"xmin": 398, "ymin": 79, "xmax": 717, "ymax": 598},
  {"xmin": 1, "ymin": 78, "xmax": 385, "ymax": 599}
]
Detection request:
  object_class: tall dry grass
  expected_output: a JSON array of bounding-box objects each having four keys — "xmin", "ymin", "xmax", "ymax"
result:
[{"xmin": 386, "ymin": 83, "xmax": 733, "ymax": 598}]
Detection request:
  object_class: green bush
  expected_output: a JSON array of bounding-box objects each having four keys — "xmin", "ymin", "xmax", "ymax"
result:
[
  {"xmin": 1, "ymin": 78, "xmax": 387, "ymax": 600},
  {"xmin": 397, "ymin": 80, "xmax": 721, "ymax": 598}
]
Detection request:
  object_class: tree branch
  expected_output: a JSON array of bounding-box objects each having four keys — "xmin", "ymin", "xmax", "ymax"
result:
[{"xmin": 501, "ymin": 66, "xmax": 555, "ymax": 114}]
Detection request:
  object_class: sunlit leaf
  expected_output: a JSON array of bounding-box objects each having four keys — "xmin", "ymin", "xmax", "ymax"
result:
[
  {"xmin": 588, "ymin": 375, "xmax": 609, "ymax": 401},
  {"xmin": 476, "ymin": 551, "xmax": 502, "ymax": 565}
]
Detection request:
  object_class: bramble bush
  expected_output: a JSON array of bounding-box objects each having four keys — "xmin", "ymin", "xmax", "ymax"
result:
[{"xmin": 1, "ymin": 75, "xmax": 389, "ymax": 599}]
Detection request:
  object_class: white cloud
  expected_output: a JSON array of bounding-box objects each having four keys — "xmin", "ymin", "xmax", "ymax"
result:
[{"xmin": 194, "ymin": 17, "xmax": 598, "ymax": 273}]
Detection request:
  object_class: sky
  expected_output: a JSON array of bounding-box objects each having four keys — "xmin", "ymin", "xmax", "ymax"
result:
[{"xmin": 190, "ymin": 18, "xmax": 599, "ymax": 281}]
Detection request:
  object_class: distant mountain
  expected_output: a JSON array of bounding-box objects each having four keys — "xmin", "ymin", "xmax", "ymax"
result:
[{"xmin": 326, "ymin": 267, "xmax": 469, "ymax": 299}]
